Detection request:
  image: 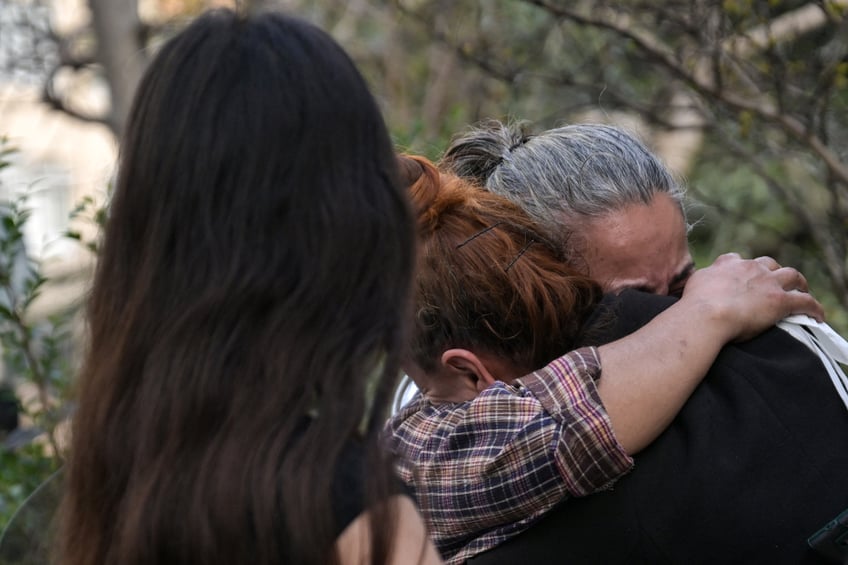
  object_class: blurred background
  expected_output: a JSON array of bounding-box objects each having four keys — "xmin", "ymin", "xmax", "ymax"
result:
[{"xmin": 0, "ymin": 0, "xmax": 846, "ymax": 537}]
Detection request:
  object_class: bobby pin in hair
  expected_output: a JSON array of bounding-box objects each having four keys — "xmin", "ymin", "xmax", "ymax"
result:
[
  {"xmin": 456, "ymin": 222, "xmax": 504, "ymax": 249},
  {"xmin": 508, "ymin": 137, "xmax": 527, "ymax": 152},
  {"xmin": 504, "ymin": 238, "xmax": 535, "ymax": 272},
  {"xmin": 500, "ymin": 135, "xmax": 530, "ymax": 166}
]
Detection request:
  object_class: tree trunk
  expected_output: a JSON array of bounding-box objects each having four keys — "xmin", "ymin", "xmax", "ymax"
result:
[{"xmin": 87, "ymin": 0, "xmax": 146, "ymax": 137}]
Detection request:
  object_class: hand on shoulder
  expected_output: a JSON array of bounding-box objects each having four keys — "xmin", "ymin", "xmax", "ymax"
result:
[{"xmin": 680, "ymin": 253, "xmax": 824, "ymax": 342}]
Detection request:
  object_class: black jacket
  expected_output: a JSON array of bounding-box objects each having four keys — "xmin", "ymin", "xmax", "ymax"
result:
[{"xmin": 469, "ymin": 291, "xmax": 848, "ymax": 564}]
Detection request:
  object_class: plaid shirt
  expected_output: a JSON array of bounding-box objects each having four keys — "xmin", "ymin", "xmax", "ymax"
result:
[{"xmin": 385, "ymin": 347, "xmax": 634, "ymax": 564}]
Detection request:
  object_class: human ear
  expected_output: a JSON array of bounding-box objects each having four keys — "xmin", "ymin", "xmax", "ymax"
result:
[{"xmin": 441, "ymin": 349, "xmax": 497, "ymax": 393}]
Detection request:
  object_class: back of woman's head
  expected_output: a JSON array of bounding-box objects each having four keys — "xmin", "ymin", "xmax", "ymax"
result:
[
  {"xmin": 61, "ymin": 8, "xmax": 412, "ymax": 565},
  {"xmin": 441, "ymin": 120, "xmax": 686, "ymax": 252},
  {"xmin": 400, "ymin": 155, "xmax": 601, "ymax": 376}
]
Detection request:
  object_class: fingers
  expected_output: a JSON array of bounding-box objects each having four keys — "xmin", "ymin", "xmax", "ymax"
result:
[
  {"xmin": 783, "ymin": 288, "xmax": 825, "ymax": 322},
  {"xmin": 747, "ymin": 258, "xmax": 819, "ymax": 318},
  {"xmin": 761, "ymin": 264, "xmax": 821, "ymax": 321},
  {"xmin": 691, "ymin": 252, "xmax": 826, "ymax": 339},
  {"xmin": 718, "ymin": 253, "xmax": 811, "ymax": 293},
  {"xmin": 771, "ymin": 266, "xmax": 809, "ymax": 293},
  {"xmin": 753, "ymin": 255, "xmax": 781, "ymax": 271},
  {"xmin": 720, "ymin": 253, "xmax": 784, "ymax": 272},
  {"xmin": 713, "ymin": 252, "xmax": 741, "ymax": 264}
]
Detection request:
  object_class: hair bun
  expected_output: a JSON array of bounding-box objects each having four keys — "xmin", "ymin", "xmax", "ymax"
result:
[
  {"xmin": 396, "ymin": 155, "xmax": 425, "ymax": 189},
  {"xmin": 441, "ymin": 119, "xmax": 531, "ymax": 186},
  {"xmin": 399, "ymin": 154, "xmax": 452, "ymax": 235}
]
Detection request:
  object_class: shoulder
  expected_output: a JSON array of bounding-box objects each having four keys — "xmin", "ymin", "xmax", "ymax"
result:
[
  {"xmin": 388, "ymin": 382, "xmax": 545, "ymax": 436},
  {"xmin": 335, "ymin": 495, "xmax": 443, "ymax": 565},
  {"xmin": 517, "ymin": 346, "xmax": 605, "ymax": 423},
  {"xmin": 581, "ymin": 290, "xmax": 675, "ymax": 345}
]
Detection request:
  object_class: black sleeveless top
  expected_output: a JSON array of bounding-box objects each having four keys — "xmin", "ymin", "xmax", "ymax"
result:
[
  {"xmin": 332, "ymin": 438, "xmax": 370, "ymax": 535},
  {"xmin": 331, "ymin": 436, "xmax": 413, "ymax": 537}
]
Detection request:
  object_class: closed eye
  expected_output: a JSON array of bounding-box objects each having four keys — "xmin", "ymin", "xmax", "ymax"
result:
[
  {"xmin": 629, "ymin": 285, "xmax": 656, "ymax": 294},
  {"xmin": 668, "ymin": 263, "xmax": 696, "ymax": 297}
]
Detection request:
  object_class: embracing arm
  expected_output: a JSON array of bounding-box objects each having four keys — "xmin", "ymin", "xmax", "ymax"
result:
[{"xmin": 596, "ymin": 253, "xmax": 824, "ymax": 454}]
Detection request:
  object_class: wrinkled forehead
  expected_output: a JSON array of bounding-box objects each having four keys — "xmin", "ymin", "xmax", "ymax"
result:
[{"xmin": 573, "ymin": 193, "xmax": 691, "ymax": 293}]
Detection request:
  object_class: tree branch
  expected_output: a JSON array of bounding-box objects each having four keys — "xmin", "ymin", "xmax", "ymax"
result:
[
  {"xmin": 41, "ymin": 66, "xmax": 110, "ymax": 126},
  {"xmin": 521, "ymin": 0, "xmax": 848, "ymax": 186}
]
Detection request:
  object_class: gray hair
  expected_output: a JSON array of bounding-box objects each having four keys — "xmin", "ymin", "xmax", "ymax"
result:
[{"xmin": 441, "ymin": 119, "xmax": 689, "ymax": 252}]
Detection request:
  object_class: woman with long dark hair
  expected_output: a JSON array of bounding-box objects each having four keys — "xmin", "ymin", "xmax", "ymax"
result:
[{"xmin": 58, "ymin": 9, "xmax": 440, "ymax": 565}]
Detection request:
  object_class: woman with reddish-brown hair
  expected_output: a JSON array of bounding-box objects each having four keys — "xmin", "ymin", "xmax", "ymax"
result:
[
  {"xmin": 57, "ymin": 9, "xmax": 441, "ymax": 565},
  {"xmin": 386, "ymin": 156, "xmax": 843, "ymax": 564}
]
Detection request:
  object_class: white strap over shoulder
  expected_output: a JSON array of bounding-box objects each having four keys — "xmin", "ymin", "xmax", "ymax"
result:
[{"xmin": 777, "ymin": 315, "xmax": 848, "ymax": 412}]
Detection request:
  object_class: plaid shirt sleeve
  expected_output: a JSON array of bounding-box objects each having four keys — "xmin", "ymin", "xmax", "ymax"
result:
[{"xmin": 384, "ymin": 347, "xmax": 633, "ymax": 564}]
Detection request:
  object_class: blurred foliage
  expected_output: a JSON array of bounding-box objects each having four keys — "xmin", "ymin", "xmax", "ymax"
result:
[
  {"xmin": 0, "ymin": 138, "xmax": 75, "ymax": 538},
  {"xmin": 0, "ymin": 197, "xmax": 74, "ymax": 458},
  {"xmin": 0, "ymin": 445, "xmax": 56, "ymax": 535},
  {"xmin": 65, "ymin": 194, "xmax": 108, "ymax": 255}
]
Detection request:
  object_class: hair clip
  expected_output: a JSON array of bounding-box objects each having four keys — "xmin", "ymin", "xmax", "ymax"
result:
[
  {"xmin": 456, "ymin": 222, "xmax": 503, "ymax": 249},
  {"xmin": 508, "ymin": 135, "xmax": 529, "ymax": 152},
  {"xmin": 504, "ymin": 238, "xmax": 535, "ymax": 272}
]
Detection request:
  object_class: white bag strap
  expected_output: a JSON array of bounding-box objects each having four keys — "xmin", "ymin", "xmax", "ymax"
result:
[{"xmin": 777, "ymin": 315, "xmax": 848, "ymax": 412}]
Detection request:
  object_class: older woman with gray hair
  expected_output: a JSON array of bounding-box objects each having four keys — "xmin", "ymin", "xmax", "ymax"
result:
[
  {"xmin": 439, "ymin": 120, "xmax": 848, "ymax": 564},
  {"xmin": 441, "ymin": 120, "xmax": 695, "ymax": 296}
]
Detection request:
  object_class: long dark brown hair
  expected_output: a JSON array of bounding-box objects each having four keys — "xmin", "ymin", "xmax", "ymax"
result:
[
  {"xmin": 400, "ymin": 155, "xmax": 602, "ymax": 375},
  {"xmin": 59, "ymin": 9, "xmax": 414, "ymax": 565}
]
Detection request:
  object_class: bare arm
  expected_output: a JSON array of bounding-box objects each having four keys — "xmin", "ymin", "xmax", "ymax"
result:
[
  {"xmin": 596, "ymin": 253, "xmax": 823, "ymax": 454},
  {"xmin": 336, "ymin": 495, "xmax": 443, "ymax": 565}
]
